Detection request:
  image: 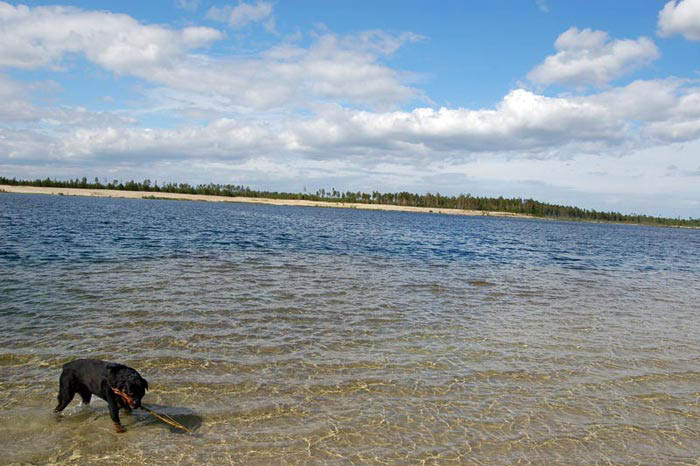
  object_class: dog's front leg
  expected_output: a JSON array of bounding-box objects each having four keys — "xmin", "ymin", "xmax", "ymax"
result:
[
  {"xmin": 103, "ymin": 383, "xmax": 125, "ymax": 433},
  {"xmin": 108, "ymin": 399, "xmax": 125, "ymax": 433}
]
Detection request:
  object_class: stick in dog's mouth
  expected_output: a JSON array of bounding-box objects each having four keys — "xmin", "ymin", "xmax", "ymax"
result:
[
  {"xmin": 113, "ymin": 387, "xmax": 192, "ymax": 433},
  {"xmin": 112, "ymin": 387, "xmax": 137, "ymax": 408}
]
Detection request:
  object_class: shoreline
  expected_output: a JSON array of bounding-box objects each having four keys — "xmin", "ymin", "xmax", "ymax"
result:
[
  {"xmin": 2, "ymin": 184, "xmax": 698, "ymax": 229},
  {"xmin": 0, "ymin": 184, "xmax": 534, "ymax": 219}
]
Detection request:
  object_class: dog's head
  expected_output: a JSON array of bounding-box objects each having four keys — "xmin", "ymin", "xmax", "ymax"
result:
[
  {"xmin": 117, "ymin": 373, "xmax": 148, "ymax": 409},
  {"xmin": 108, "ymin": 364, "xmax": 149, "ymax": 409}
]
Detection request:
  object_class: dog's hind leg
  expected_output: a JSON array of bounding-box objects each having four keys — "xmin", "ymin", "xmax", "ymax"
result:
[{"xmin": 54, "ymin": 371, "xmax": 76, "ymax": 412}]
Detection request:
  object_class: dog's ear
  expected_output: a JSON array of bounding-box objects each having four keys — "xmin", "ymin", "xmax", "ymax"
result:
[
  {"xmin": 105, "ymin": 363, "xmax": 122, "ymax": 385},
  {"xmin": 106, "ymin": 363, "xmax": 125, "ymax": 374}
]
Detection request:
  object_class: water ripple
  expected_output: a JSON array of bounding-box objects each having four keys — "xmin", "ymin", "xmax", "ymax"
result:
[{"xmin": 1, "ymin": 193, "xmax": 699, "ymax": 464}]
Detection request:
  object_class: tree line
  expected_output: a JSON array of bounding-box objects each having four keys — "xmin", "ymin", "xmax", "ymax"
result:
[{"xmin": 2, "ymin": 175, "xmax": 698, "ymax": 227}]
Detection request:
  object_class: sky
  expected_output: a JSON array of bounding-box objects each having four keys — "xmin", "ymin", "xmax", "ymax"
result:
[{"xmin": 1, "ymin": 1, "xmax": 700, "ymax": 217}]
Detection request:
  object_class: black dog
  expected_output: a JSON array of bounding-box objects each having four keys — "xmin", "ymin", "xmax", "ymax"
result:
[{"xmin": 54, "ymin": 359, "xmax": 148, "ymax": 433}]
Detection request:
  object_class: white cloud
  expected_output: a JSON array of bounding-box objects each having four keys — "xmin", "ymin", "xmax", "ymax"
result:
[
  {"xmin": 0, "ymin": 2, "xmax": 419, "ymax": 111},
  {"xmin": 182, "ymin": 27, "xmax": 226, "ymax": 48},
  {"xmin": 0, "ymin": 73, "xmax": 34, "ymax": 121},
  {"xmin": 7, "ymin": 80, "xmax": 700, "ymax": 165},
  {"xmin": 645, "ymin": 119, "xmax": 700, "ymax": 142},
  {"xmin": 176, "ymin": 0, "xmax": 200, "ymax": 12},
  {"xmin": 528, "ymin": 27, "xmax": 660, "ymax": 87},
  {"xmin": 134, "ymin": 32, "xmax": 421, "ymax": 110},
  {"xmin": 1, "ymin": 20, "xmax": 699, "ymax": 166},
  {"xmin": 0, "ymin": 2, "xmax": 223, "ymax": 70},
  {"xmin": 658, "ymin": 0, "xmax": 700, "ymax": 40},
  {"xmin": 206, "ymin": 1, "xmax": 273, "ymax": 29},
  {"xmin": 342, "ymin": 30, "xmax": 426, "ymax": 55},
  {"xmin": 0, "ymin": 73, "xmax": 134, "ymax": 126},
  {"xmin": 586, "ymin": 79, "xmax": 681, "ymax": 121},
  {"xmin": 464, "ymin": 142, "xmax": 700, "ymax": 202},
  {"xmin": 285, "ymin": 90, "xmax": 624, "ymax": 157}
]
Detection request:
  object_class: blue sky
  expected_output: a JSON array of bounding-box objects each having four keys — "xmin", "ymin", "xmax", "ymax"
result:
[{"xmin": 1, "ymin": 1, "xmax": 700, "ymax": 217}]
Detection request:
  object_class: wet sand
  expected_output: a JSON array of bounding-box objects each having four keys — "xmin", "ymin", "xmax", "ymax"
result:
[{"xmin": 0, "ymin": 184, "xmax": 532, "ymax": 219}]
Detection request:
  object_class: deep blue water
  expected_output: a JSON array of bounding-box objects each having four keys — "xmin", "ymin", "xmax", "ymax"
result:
[{"xmin": 2, "ymin": 193, "xmax": 698, "ymax": 273}]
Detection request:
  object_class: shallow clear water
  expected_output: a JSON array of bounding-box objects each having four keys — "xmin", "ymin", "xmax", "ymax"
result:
[{"xmin": 1, "ymin": 193, "xmax": 699, "ymax": 464}]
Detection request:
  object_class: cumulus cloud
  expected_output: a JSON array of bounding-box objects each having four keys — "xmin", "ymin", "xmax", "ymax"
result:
[
  {"xmin": 584, "ymin": 79, "xmax": 700, "ymax": 143},
  {"xmin": 132, "ymin": 32, "xmax": 422, "ymax": 111},
  {"xmin": 206, "ymin": 1, "xmax": 273, "ymax": 28},
  {"xmin": 7, "ymin": 76, "xmax": 700, "ymax": 169},
  {"xmin": 284, "ymin": 90, "xmax": 624, "ymax": 157},
  {"xmin": 0, "ymin": 119, "xmax": 286, "ymax": 162},
  {"xmin": 0, "ymin": 2, "xmax": 223, "ymax": 70},
  {"xmin": 645, "ymin": 119, "xmax": 700, "ymax": 142},
  {"xmin": 586, "ymin": 79, "xmax": 684, "ymax": 120},
  {"xmin": 5, "ymin": 81, "xmax": 697, "ymax": 165},
  {"xmin": 658, "ymin": 0, "xmax": 700, "ymax": 40},
  {"xmin": 528, "ymin": 27, "xmax": 659, "ymax": 87},
  {"xmin": 0, "ymin": 2, "xmax": 420, "ymax": 111}
]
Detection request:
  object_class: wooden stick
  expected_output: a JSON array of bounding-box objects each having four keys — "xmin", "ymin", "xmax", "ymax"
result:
[
  {"xmin": 112, "ymin": 387, "xmax": 136, "ymax": 407},
  {"xmin": 140, "ymin": 404, "xmax": 193, "ymax": 433}
]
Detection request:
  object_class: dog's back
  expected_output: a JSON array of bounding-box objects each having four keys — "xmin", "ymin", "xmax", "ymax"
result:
[{"xmin": 60, "ymin": 359, "xmax": 111, "ymax": 392}]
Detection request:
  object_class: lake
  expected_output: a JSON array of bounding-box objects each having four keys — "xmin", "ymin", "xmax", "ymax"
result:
[{"xmin": 1, "ymin": 192, "xmax": 699, "ymax": 464}]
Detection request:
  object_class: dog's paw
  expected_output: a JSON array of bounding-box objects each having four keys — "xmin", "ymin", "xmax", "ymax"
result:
[{"xmin": 114, "ymin": 423, "xmax": 126, "ymax": 434}]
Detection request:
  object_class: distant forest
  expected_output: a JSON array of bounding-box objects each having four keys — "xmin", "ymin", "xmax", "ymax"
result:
[{"xmin": 2, "ymin": 175, "xmax": 698, "ymax": 228}]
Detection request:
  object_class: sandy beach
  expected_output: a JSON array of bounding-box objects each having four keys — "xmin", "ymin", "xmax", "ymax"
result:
[{"xmin": 0, "ymin": 184, "xmax": 533, "ymax": 219}]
